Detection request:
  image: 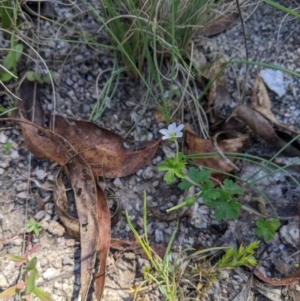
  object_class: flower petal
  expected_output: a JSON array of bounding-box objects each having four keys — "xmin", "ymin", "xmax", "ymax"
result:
[
  {"xmin": 161, "ymin": 136, "xmax": 169, "ymax": 140},
  {"xmin": 176, "ymin": 124, "xmax": 184, "ymax": 132},
  {"xmin": 176, "ymin": 132, "xmax": 183, "ymax": 138},
  {"xmin": 168, "ymin": 123, "xmax": 177, "ymax": 131},
  {"xmin": 159, "ymin": 129, "xmax": 170, "ymax": 136}
]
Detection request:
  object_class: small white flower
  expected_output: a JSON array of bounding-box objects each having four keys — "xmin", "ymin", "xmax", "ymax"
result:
[{"xmin": 159, "ymin": 123, "xmax": 184, "ymax": 140}]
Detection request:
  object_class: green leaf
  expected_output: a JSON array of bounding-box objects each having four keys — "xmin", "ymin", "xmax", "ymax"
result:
[
  {"xmin": 188, "ymin": 167, "xmax": 210, "ymax": 184},
  {"xmin": 164, "ymin": 170, "xmax": 175, "ymax": 184},
  {"xmin": 0, "ymin": 1, "xmax": 13, "ymax": 30},
  {"xmin": 26, "ymin": 71, "xmax": 36, "ymax": 81},
  {"xmin": 3, "ymin": 44, "xmax": 23, "ymax": 70},
  {"xmin": 26, "ymin": 257, "xmax": 37, "ymax": 271},
  {"xmin": 34, "ymin": 73, "xmax": 43, "ymax": 84},
  {"xmin": 26, "ymin": 218, "xmax": 42, "ymax": 237},
  {"xmin": 6, "ymin": 254, "xmax": 26, "ymax": 263},
  {"xmin": 206, "ymin": 190, "xmax": 241, "ymax": 221},
  {"xmin": 32, "ymin": 287, "xmax": 53, "ymax": 301},
  {"xmin": 216, "ymin": 241, "xmax": 259, "ymax": 269},
  {"xmin": 213, "ymin": 199, "xmax": 241, "ymax": 221},
  {"xmin": 25, "ymin": 271, "xmax": 36, "ymax": 295},
  {"xmin": 0, "ymin": 284, "xmax": 19, "ymax": 298},
  {"xmin": 174, "ymin": 169, "xmax": 185, "ymax": 179},
  {"xmin": 0, "ymin": 104, "xmax": 8, "ymax": 113},
  {"xmin": 200, "ymin": 182, "xmax": 220, "ymax": 203},
  {"xmin": 223, "ymin": 179, "xmax": 244, "ymax": 195},
  {"xmin": 43, "ymin": 72, "xmax": 53, "ymax": 83},
  {"xmin": 255, "ymin": 218, "xmax": 280, "ymax": 241},
  {"xmin": 178, "ymin": 179, "xmax": 191, "ymax": 190},
  {"xmin": 158, "ymin": 153, "xmax": 186, "ymax": 184},
  {"xmin": 0, "ymin": 71, "xmax": 14, "ymax": 82}
]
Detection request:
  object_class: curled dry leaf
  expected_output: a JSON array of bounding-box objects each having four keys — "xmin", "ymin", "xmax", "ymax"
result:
[
  {"xmin": 17, "ymin": 80, "xmax": 160, "ymax": 300},
  {"xmin": 183, "ymin": 128, "xmax": 248, "ymax": 174},
  {"xmin": 251, "ymin": 74, "xmax": 299, "ymax": 136},
  {"xmin": 236, "ymin": 104, "xmax": 300, "ymax": 157},
  {"xmin": 94, "ymin": 183, "xmax": 111, "ymax": 300},
  {"xmin": 199, "ymin": 0, "xmax": 239, "ymax": 37},
  {"xmin": 51, "ymin": 115, "xmax": 160, "ymax": 178},
  {"xmin": 253, "ymin": 266, "xmax": 300, "ymax": 286},
  {"xmin": 15, "ymin": 117, "xmax": 99, "ymax": 301}
]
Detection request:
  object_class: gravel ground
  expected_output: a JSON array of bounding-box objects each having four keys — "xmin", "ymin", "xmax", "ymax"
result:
[{"xmin": 1, "ymin": 1, "xmax": 300, "ymax": 301}]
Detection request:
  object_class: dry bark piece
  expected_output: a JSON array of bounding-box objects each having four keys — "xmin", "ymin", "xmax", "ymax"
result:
[
  {"xmin": 183, "ymin": 128, "xmax": 248, "ymax": 173},
  {"xmin": 52, "ymin": 115, "xmax": 160, "ymax": 178}
]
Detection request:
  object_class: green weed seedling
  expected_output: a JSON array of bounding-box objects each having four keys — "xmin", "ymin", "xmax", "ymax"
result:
[
  {"xmin": 0, "ymin": 219, "xmax": 52, "ymax": 301},
  {"xmin": 0, "ymin": 0, "xmax": 14, "ymax": 30},
  {"xmin": 26, "ymin": 218, "xmax": 42, "ymax": 237},
  {"xmin": 0, "ymin": 38, "xmax": 23, "ymax": 83},
  {"xmin": 3, "ymin": 141, "xmax": 12, "ymax": 154},
  {"xmin": 126, "ymin": 191, "xmax": 259, "ymax": 300},
  {"xmin": 26, "ymin": 70, "xmax": 54, "ymax": 84},
  {"xmin": 157, "ymin": 123, "xmax": 280, "ymax": 240}
]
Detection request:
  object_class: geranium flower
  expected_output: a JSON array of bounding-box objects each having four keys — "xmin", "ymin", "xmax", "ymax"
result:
[{"xmin": 159, "ymin": 123, "xmax": 184, "ymax": 140}]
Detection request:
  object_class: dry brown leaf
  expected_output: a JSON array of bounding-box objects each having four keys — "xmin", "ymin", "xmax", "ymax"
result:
[
  {"xmin": 201, "ymin": 62, "xmax": 231, "ymax": 124},
  {"xmin": 54, "ymin": 173, "xmax": 81, "ymax": 239},
  {"xmin": 52, "ymin": 115, "xmax": 160, "ymax": 178},
  {"xmin": 94, "ymin": 185, "xmax": 111, "ymax": 300},
  {"xmin": 183, "ymin": 128, "xmax": 247, "ymax": 173},
  {"xmin": 251, "ymin": 75, "xmax": 299, "ymax": 136},
  {"xmin": 253, "ymin": 266, "xmax": 300, "ymax": 286},
  {"xmin": 236, "ymin": 104, "xmax": 300, "ymax": 157},
  {"xmin": 200, "ymin": 12, "xmax": 238, "ymax": 37},
  {"xmin": 66, "ymin": 152, "xmax": 100, "ymax": 300},
  {"xmin": 14, "ymin": 116, "xmax": 99, "ymax": 301}
]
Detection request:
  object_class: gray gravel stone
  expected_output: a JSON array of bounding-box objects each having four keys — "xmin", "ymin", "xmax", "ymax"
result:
[
  {"xmin": 142, "ymin": 167, "xmax": 154, "ymax": 180},
  {"xmin": 16, "ymin": 191, "xmax": 29, "ymax": 200},
  {"xmin": 10, "ymin": 150, "xmax": 19, "ymax": 159},
  {"xmin": 16, "ymin": 182, "xmax": 27, "ymax": 192},
  {"xmin": 113, "ymin": 178, "xmax": 123, "ymax": 188},
  {"xmin": 35, "ymin": 169, "xmax": 47, "ymax": 181},
  {"xmin": 154, "ymin": 228, "xmax": 164, "ymax": 242},
  {"xmin": 279, "ymin": 220, "xmax": 299, "ymax": 248},
  {"xmin": 62, "ymin": 257, "xmax": 73, "ymax": 266}
]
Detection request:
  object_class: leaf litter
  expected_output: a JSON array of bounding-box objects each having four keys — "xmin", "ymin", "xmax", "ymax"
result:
[
  {"xmin": 1, "ymin": 1, "xmax": 298, "ymax": 294},
  {"xmin": 15, "ymin": 80, "xmax": 160, "ymax": 300}
]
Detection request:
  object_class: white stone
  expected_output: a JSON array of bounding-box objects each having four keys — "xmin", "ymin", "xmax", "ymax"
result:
[
  {"xmin": 0, "ymin": 133, "xmax": 8, "ymax": 143},
  {"xmin": 42, "ymin": 268, "xmax": 57, "ymax": 280},
  {"xmin": 0, "ymin": 274, "xmax": 8, "ymax": 287},
  {"xmin": 260, "ymin": 69, "xmax": 286, "ymax": 97}
]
